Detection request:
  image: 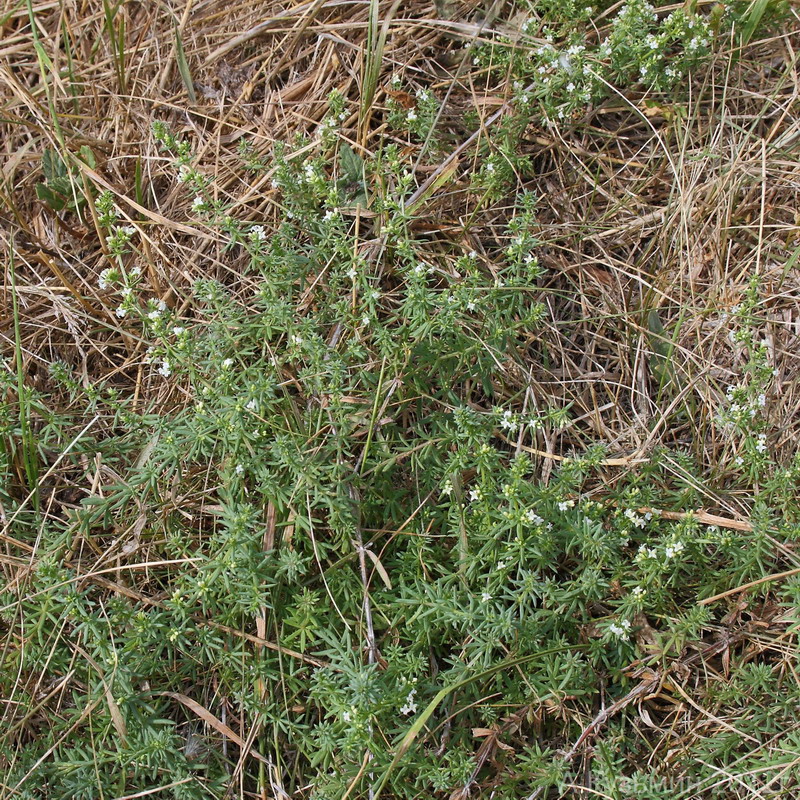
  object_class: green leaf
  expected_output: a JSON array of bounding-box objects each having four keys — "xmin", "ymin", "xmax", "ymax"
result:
[
  {"xmin": 42, "ymin": 148, "xmax": 67, "ymax": 182},
  {"xmin": 35, "ymin": 183, "xmax": 68, "ymax": 211},
  {"xmin": 339, "ymin": 143, "xmax": 363, "ymax": 184},
  {"xmin": 174, "ymin": 23, "xmax": 196, "ymax": 104},
  {"xmin": 78, "ymin": 145, "xmax": 96, "ymax": 169}
]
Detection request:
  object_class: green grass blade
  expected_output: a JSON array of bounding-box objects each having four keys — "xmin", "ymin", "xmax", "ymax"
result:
[{"xmin": 174, "ymin": 23, "xmax": 196, "ymax": 104}]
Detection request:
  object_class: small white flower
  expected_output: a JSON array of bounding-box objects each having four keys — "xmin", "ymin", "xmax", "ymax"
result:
[
  {"xmin": 757, "ymin": 394, "xmax": 766, "ymax": 407},
  {"xmin": 467, "ymin": 301, "xmax": 476, "ymax": 312},
  {"xmin": 147, "ymin": 310, "xmax": 161, "ymax": 322},
  {"xmin": 632, "ymin": 585, "xmax": 646, "ymax": 598},
  {"xmin": 250, "ymin": 225, "xmax": 266, "ymax": 241},
  {"xmin": 734, "ymin": 455, "xmax": 744, "ymax": 466},
  {"xmin": 347, "ymin": 267, "xmax": 357, "ymax": 280},
  {"xmin": 499, "ymin": 409, "xmax": 519, "ymax": 432},
  {"xmin": 524, "ymin": 509, "xmax": 544, "ymax": 526},
  {"xmin": 192, "ymin": 196, "xmax": 204, "ymax": 210},
  {"xmin": 557, "ymin": 500, "xmax": 575, "ymax": 512},
  {"xmin": 609, "ymin": 619, "xmax": 632, "ymax": 639},
  {"xmin": 485, "ymin": 163, "xmax": 495, "ymax": 174},
  {"xmin": 496, "ymin": 560, "xmax": 507, "ymax": 571},
  {"xmin": 566, "ymin": 82, "xmax": 576, "ymax": 92},
  {"xmin": 245, "ymin": 399, "xmax": 258, "ymax": 412},
  {"xmin": 406, "ymin": 109, "xmax": 417, "ymax": 122},
  {"xmin": 290, "ymin": 334, "xmax": 303, "ymax": 346},
  {"xmin": 324, "ymin": 208, "xmax": 337, "ymax": 221},
  {"xmin": 342, "ymin": 709, "xmax": 351, "ymax": 722},
  {"xmin": 177, "ymin": 164, "xmax": 191, "ymax": 183},
  {"xmin": 635, "ymin": 545, "xmax": 657, "ymax": 562},
  {"xmin": 235, "ymin": 464, "xmax": 244, "ymax": 475},
  {"xmin": 624, "ymin": 508, "xmax": 647, "ymax": 528},
  {"xmin": 172, "ymin": 326, "xmax": 185, "ymax": 336},
  {"xmin": 755, "ymin": 434, "xmax": 767, "ymax": 454},
  {"xmin": 469, "ymin": 487, "xmax": 482, "ymax": 502},
  {"xmin": 481, "ymin": 592, "xmax": 492, "ymax": 602},
  {"xmin": 157, "ymin": 359, "xmax": 171, "ymax": 377},
  {"xmin": 98, "ymin": 268, "xmax": 114, "ymax": 290},
  {"xmin": 665, "ymin": 540, "xmax": 685, "ymax": 559},
  {"xmin": 115, "ymin": 305, "xmax": 127, "ymax": 318},
  {"xmin": 222, "ymin": 358, "xmax": 233, "ymax": 368}
]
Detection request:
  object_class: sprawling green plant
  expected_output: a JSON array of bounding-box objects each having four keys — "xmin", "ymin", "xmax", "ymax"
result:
[{"xmin": 0, "ymin": 3, "xmax": 796, "ymax": 798}]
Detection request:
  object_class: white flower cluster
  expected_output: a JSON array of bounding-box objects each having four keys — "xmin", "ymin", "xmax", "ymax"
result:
[
  {"xmin": 499, "ymin": 409, "xmax": 519, "ymax": 432},
  {"xmin": 317, "ymin": 111, "xmax": 346, "ymax": 139},
  {"xmin": 523, "ymin": 509, "xmax": 544, "ymax": 526},
  {"xmin": 249, "ymin": 225, "xmax": 266, "ymax": 243},
  {"xmin": 635, "ymin": 545, "xmax": 657, "ymax": 563},
  {"xmin": 664, "ymin": 539, "xmax": 685, "ymax": 559},
  {"xmin": 105, "ymin": 225, "xmax": 136, "ymax": 257},
  {"xmin": 609, "ymin": 619, "xmax": 632, "ymax": 640},
  {"xmin": 624, "ymin": 508, "xmax": 652, "ymax": 528},
  {"xmin": 400, "ymin": 688, "xmax": 417, "ymax": 716},
  {"xmin": 98, "ymin": 267, "xmax": 118, "ymax": 290},
  {"xmin": 399, "ymin": 676, "xmax": 418, "ymax": 716},
  {"xmin": 147, "ymin": 299, "xmax": 168, "ymax": 322}
]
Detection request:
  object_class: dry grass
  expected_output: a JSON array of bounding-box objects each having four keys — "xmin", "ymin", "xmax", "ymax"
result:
[{"xmin": 2, "ymin": 0, "xmax": 800, "ymax": 796}]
